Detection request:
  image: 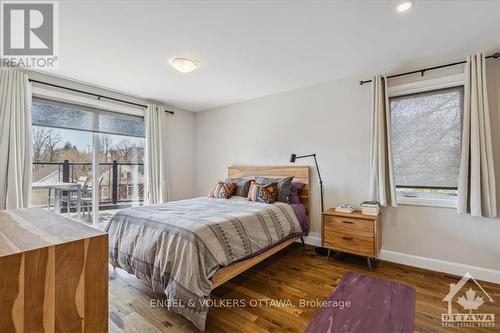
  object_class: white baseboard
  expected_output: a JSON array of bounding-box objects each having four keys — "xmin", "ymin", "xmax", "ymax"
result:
[
  {"xmin": 296, "ymin": 235, "xmax": 500, "ymax": 284},
  {"xmin": 379, "ymin": 249, "xmax": 500, "ymax": 284}
]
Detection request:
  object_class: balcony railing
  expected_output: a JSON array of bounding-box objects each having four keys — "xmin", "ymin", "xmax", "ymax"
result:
[{"xmin": 32, "ymin": 160, "xmax": 144, "ymax": 207}]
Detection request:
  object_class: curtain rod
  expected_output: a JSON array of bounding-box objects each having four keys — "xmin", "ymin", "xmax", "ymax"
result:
[
  {"xmin": 359, "ymin": 52, "xmax": 500, "ymax": 85},
  {"xmin": 28, "ymin": 79, "xmax": 175, "ymax": 114}
]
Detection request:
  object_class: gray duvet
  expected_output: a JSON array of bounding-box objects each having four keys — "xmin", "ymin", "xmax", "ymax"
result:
[{"xmin": 106, "ymin": 196, "xmax": 303, "ymax": 330}]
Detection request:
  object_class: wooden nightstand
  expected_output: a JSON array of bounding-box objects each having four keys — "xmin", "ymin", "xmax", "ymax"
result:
[{"xmin": 322, "ymin": 208, "xmax": 381, "ymax": 270}]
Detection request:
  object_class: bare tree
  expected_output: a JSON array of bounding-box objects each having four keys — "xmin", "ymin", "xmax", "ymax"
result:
[
  {"xmin": 100, "ymin": 135, "xmax": 112, "ymax": 157},
  {"xmin": 43, "ymin": 130, "xmax": 62, "ymax": 162},
  {"xmin": 114, "ymin": 139, "xmax": 144, "ymax": 163},
  {"xmin": 32, "ymin": 127, "xmax": 50, "ymax": 166},
  {"xmin": 32, "ymin": 127, "xmax": 62, "ymax": 168},
  {"xmin": 116, "ymin": 140, "xmax": 133, "ymax": 162}
]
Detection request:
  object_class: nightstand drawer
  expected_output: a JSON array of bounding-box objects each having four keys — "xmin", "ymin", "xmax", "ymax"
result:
[
  {"xmin": 323, "ymin": 215, "xmax": 374, "ymax": 237},
  {"xmin": 324, "ymin": 232, "xmax": 374, "ymax": 256}
]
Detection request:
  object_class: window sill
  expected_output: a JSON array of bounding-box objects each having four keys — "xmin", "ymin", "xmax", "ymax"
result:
[{"xmin": 397, "ymin": 196, "xmax": 457, "ymax": 209}]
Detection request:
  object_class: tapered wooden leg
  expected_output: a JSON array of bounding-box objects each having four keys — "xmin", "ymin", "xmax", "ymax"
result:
[{"xmin": 367, "ymin": 257, "xmax": 372, "ymax": 271}]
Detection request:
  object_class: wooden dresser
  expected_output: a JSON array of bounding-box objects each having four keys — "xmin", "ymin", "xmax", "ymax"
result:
[
  {"xmin": 322, "ymin": 208, "xmax": 381, "ymax": 270},
  {"xmin": 0, "ymin": 208, "xmax": 108, "ymax": 333}
]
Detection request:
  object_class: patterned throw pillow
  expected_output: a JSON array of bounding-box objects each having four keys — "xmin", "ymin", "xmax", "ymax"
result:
[
  {"xmin": 208, "ymin": 181, "xmax": 236, "ymax": 199},
  {"xmin": 247, "ymin": 181, "xmax": 278, "ymax": 204},
  {"xmin": 255, "ymin": 176, "xmax": 294, "ymax": 203},
  {"xmin": 224, "ymin": 177, "xmax": 253, "ymax": 197}
]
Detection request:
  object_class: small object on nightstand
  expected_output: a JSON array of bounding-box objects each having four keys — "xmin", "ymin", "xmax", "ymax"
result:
[
  {"xmin": 361, "ymin": 201, "xmax": 380, "ymax": 216},
  {"xmin": 335, "ymin": 203, "xmax": 355, "ymax": 213},
  {"xmin": 322, "ymin": 208, "xmax": 381, "ymax": 271}
]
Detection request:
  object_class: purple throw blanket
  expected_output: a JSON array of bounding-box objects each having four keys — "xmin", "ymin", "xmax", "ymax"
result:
[{"xmin": 290, "ymin": 203, "xmax": 308, "ymax": 233}]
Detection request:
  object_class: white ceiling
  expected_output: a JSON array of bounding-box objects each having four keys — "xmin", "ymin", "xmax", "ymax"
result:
[{"xmin": 50, "ymin": 0, "xmax": 499, "ymax": 111}]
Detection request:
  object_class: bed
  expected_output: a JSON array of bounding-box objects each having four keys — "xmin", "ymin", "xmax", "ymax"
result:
[{"xmin": 106, "ymin": 166, "xmax": 310, "ymax": 330}]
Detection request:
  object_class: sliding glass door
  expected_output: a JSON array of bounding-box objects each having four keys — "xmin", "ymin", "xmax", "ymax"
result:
[
  {"xmin": 31, "ymin": 97, "xmax": 145, "ymax": 226},
  {"xmin": 95, "ymin": 113, "xmax": 145, "ymax": 223}
]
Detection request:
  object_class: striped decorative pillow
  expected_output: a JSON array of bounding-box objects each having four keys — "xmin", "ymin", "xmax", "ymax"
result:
[
  {"xmin": 255, "ymin": 176, "xmax": 294, "ymax": 203},
  {"xmin": 224, "ymin": 177, "xmax": 253, "ymax": 197},
  {"xmin": 247, "ymin": 181, "xmax": 278, "ymax": 204},
  {"xmin": 208, "ymin": 181, "xmax": 236, "ymax": 199}
]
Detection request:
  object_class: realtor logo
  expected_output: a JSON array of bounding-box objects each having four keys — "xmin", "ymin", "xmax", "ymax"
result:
[
  {"xmin": 442, "ymin": 272, "xmax": 495, "ymax": 328},
  {"xmin": 1, "ymin": 1, "xmax": 59, "ymax": 68}
]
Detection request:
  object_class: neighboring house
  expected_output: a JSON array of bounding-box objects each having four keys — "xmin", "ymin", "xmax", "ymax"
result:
[
  {"xmin": 99, "ymin": 165, "xmax": 144, "ymax": 203},
  {"xmin": 32, "ymin": 165, "xmax": 62, "ymax": 183},
  {"xmin": 31, "ymin": 165, "xmax": 62, "ymax": 207}
]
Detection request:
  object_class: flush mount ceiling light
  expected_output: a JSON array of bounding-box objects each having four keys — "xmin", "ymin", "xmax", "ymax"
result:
[
  {"xmin": 396, "ymin": 0, "xmax": 415, "ymax": 13},
  {"xmin": 169, "ymin": 57, "xmax": 198, "ymax": 73}
]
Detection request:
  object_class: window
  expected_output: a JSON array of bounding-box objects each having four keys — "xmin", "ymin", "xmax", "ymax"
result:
[
  {"xmin": 127, "ymin": 185, "xmax": 134, "ymax": 197},
  {"xmin": 389, "ymin": 86, "xmax": 464, "ymax": 207},
  {"xmin": 31, "ymin": 97, "xmax": 145, "ymax": 223}
]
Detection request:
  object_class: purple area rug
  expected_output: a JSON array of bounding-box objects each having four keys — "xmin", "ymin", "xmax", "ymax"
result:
[{"xmin": 304, "ymin": 272, "xmax": 415, "ymax": 333}]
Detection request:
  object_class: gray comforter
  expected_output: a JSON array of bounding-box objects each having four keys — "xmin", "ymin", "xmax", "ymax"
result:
[{"xmin": 106, "ymin": 196, "xmax": 303, "ymax": 330}]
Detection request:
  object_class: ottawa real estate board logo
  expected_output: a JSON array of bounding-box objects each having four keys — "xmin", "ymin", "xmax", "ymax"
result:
[
  {"xmin": 442, "ymin": 272, "xmax": 495, "ymax": 328},
  {"xmin": 1, "ymin": 1, "xmax": 59, "ymax": 69}
]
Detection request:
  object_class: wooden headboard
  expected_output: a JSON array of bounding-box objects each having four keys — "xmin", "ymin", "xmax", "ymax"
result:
[{"xmin": 228, "ymin": 165, "xmax": 310, "ymax": 220}]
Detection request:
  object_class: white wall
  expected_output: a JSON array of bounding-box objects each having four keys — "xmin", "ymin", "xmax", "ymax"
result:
[
  {"xmin": 165, "ymin": 108, "xmax": 196, "ymax": 200},
  {"xmin": 25, "ymin": 70, "xmax": 196, "ymax": 201},
  {"xmin": 194, "ymin": 62, "xmax": 500, "ymax": 281}
]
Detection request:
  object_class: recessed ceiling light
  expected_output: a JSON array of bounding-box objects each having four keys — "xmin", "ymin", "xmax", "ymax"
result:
[
  {"xmin": 169, "ymin": 57, "xmax": 198, "ymax": 73},
  {"xmin": 397, "ymin": 0, "xmax": 414, "ymax": 13}
]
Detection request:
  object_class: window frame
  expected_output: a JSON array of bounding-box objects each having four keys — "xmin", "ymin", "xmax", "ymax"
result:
[
  {"xmin": 388, "ymin": 73, "xmax": 464, "ymax": 209},
  {"xmin": 396, "ymin": 193, "xmax": 458, "ymax": 208}
]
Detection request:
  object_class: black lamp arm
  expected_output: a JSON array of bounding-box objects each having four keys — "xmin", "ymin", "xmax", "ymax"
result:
[
  {"xmin": 312, "ymin": 155, "xmax": 325, "ymax": 213},
  {"xmin": 293, "ymin": 153, "xmax": 324, "ymax": 212},
  {"xmin": 295, "ymin": 154, "xmax": 316, "ymax": 159}
]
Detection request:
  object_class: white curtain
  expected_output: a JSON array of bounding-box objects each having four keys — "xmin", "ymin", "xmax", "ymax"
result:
[
  {"xmin": 145, "ymin": 104, "xmax": 169, "ymax": 204},
  {"xmin": 457, "ymin": 53, "xmax": 497, "ymax": 218},
  {"xmin": 369, "ymin": 75, "xmax": 397, "ymax": 207},
  {"xmin": 0, "ymin": 69, "xmax": 33, "ymax": 210}
]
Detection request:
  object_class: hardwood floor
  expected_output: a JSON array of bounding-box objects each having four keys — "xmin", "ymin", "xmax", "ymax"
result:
[{"xmin": 109, "ymin": 244, "xmax": 500, "ymax": 332}]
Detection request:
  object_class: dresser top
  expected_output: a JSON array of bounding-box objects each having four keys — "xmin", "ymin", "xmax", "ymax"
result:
[
  {"xmin": 323, "ymin": 208, "xmax": 380, "ymax": 220},
  {"xmin": 0, "ymin": 208, "xmax": 106, "ymax": 257}
]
